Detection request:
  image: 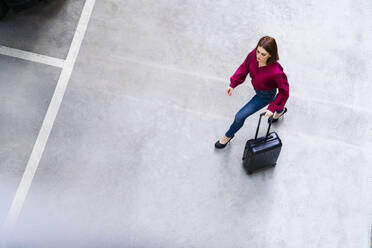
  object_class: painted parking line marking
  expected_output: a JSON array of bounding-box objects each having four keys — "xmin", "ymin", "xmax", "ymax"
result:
[
  {"xmin": 1, "ymin": 0, "xmax": 96, "ymax": 233},
  {"xmin": 0, "ymin": 45, "xmax": 65, "ymax": 68}
]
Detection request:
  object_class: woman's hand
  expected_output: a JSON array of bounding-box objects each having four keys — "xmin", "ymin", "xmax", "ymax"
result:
[
  {"xmin": 226, "ymin": 87, "xmax": 234, "ymax": 96},
  {"xmin": 264, "ymin": 109, "xmax": 273, "ymax": 117}
]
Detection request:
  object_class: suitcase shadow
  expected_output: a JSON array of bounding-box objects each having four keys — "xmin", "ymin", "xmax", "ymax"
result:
[{"xmin": 242, "ymin": 163, "xmax": 276, "ymax": 176}]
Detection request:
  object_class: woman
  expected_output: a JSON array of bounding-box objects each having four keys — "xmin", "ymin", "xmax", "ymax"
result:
[{"xmin": 215, "ymin": 36, "xmax": 289, "ymax": 149}]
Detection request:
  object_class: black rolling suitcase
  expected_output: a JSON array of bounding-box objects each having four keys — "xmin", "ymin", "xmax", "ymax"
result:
[{"xmin": 242, "ymin": 112, "xmax": 282, "ymax": 174}]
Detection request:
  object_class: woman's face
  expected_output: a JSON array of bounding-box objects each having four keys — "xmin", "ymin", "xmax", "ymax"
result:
[{"xmin": 256, "ymin": 46, "xmax": 271, "ymax": 64}]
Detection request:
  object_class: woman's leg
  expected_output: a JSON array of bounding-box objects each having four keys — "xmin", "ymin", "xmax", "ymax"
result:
[{"xmin": 225, "ymin": 94, "xmax": 271, "ymax": 138}]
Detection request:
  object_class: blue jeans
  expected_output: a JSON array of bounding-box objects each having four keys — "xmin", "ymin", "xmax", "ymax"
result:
[{"xmin": 225, "ymin": 89, "xmax": 284, "ymax": 138}]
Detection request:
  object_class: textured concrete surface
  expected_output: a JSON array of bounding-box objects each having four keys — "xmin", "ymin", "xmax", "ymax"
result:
[
  {"xmin": 0, "ymin": 0, "xmax": 85, "ymax": 59},
  {"xmin": 0, "ymin": 55, "xmax": 60, "ymax": 227},
  {"xmin": 1, "ymin": 0, "xmax": 372, "ymax": 247}
]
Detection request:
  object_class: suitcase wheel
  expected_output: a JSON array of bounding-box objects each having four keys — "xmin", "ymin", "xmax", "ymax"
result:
[
  {"xmin": 272, "ymin": 163, "xmax": 276, "ymax": 167},
  {"xmin": 247, "ymin": 171, "xmax": 253, "ymax": 175}
]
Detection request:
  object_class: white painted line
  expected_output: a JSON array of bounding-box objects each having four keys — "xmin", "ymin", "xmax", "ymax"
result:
[
  {"xmin": 0, "ymin": 45, "xmax": 65, "ymax": 68},
  {"xmin": 2, "ymin": 0, "xmax": 96, "ymax": 233},
  {"xmin": 111, "ymin": 54, "xmax": 227, "ymax": 83}
]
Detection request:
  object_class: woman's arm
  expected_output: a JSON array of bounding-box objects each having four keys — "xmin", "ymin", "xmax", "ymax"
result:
[
  {"xmin": 267, "ymin": 73, "xmax": 289, "ymax": 113},
  {"xmin": 229, "ymin": 51, "xmax": 252, "ymax": 89}
]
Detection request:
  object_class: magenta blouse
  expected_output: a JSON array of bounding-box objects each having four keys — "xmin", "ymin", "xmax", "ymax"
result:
[{"xmin": 229, "ymin": 48, "xmax": 290, "ymax": 112}]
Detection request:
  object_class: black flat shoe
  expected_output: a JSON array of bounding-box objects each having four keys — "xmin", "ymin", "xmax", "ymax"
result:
[
  {"xmin": 215, "ymin": 135, "xmax": 234, "ymax": 149},
  {"xmin": 269, "ymin": 107, "xmax": 287, "ymax": 123}
]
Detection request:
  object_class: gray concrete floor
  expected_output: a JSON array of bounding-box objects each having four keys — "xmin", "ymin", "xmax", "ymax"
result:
[
  {"xmin": 0, "ymin": 0, "xmax": 85, "ymax": 58},
  {"xmin": 1, "ymin": 0, "xmax": 372, "ymax": 247},
  {"xmin": 0, "ymin": 55, "xmax": 60, "ymax": 226}
]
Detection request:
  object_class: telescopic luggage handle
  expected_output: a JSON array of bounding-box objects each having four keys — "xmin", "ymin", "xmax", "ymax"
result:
[{"xmin": 254, "ymin": 112, "xmax": 273, "ymax": 140}]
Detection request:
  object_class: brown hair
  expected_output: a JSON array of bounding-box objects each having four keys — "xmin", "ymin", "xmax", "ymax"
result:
[{"xmin": 255, "ymin": 36, "xmax": 279, "ymax": 65}]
